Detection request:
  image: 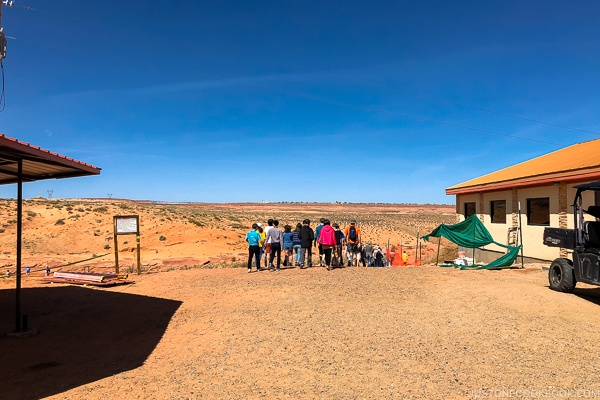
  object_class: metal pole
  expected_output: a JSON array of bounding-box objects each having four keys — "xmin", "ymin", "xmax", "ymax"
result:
[
  {"xmin": 415, "ymin": 227, "xmax": 420, "ymax": 264},
  {"xmin": 15, "ymin": 158, "xmax": 22, "ymax": 332},
  {"xmin": 518, "ymin": 201, "xmax": 524, "ymax": 268},
  {"xmin": 399, "ymin": 241, "xmax": 403, "ymax": 265}
]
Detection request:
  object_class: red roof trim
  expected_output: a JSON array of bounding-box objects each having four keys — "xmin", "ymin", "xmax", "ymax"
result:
[
  {"xmin": 0, "ymin": 133, "xmax": 101, "ymax": 172},
  {"xmin": 446, "ymin": 169, "xmax": 600, "ymax": 195}
]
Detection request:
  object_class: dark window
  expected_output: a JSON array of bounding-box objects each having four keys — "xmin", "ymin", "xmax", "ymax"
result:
[
  {"xmin": 527, "ymin": 197, "xmax": 550, "ymax": 226},
  {"xmin": 464, "ymin": 202, "xmax": 476, "ymax": 219},
  {"xmin": 595, "ymin": 191, "xmax": 600, "ymax": 207},
  {"xmin": 491, "ymin": 200, "xmax": 506, "ymax": 224}
]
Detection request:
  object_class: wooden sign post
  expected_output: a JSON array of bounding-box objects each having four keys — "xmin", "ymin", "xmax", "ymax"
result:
[{"xmin": 113, "ymin": 215, "xmax": 141, "ymax": 275}]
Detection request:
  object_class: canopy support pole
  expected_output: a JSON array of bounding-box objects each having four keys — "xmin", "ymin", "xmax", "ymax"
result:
[
  {"xmin": 14, "ymin": 158, "xmax": 22, "ymax": 332},
  {"xmin": 436, "ymin": 237, "xmax": 441, "ymax": 266}
]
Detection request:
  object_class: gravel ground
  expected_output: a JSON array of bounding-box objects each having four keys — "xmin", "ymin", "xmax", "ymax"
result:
[{"xmin": 2, "ymin": 264, "xmax": 600, "ymax": 399}]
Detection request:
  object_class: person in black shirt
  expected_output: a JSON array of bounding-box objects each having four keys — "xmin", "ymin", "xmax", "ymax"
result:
[{"xmin": 298, "ymin": 219, "xmax": 315, "ymax": 268}]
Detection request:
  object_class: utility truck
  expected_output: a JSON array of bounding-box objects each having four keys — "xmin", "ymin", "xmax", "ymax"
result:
[{"xmin": 543, "ymin": 181, "xmax": 600, "ymax": 292}]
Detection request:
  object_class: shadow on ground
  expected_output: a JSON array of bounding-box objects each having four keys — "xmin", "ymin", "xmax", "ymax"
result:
[
  {"xmin": 0, "ymin": 285, "xmax": 182, "ymax": 399},
  {"xmin": 573, "ymin": 286, "xmax": 600, "ymax": 306}
]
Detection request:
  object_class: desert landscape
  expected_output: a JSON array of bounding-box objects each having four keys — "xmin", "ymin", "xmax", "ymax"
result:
[
  {"xmin": 2, "ymin": 200, "xmax": 600, "ymax": 399},
  {"xmin": 0, "ymin": 199, "xmax": 457, "ymax": 276}
]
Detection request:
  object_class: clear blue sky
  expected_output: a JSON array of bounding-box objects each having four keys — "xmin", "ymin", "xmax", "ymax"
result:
[{"xmin": 0, "ymin": 1, "xmax": 598, "ymax": 203}]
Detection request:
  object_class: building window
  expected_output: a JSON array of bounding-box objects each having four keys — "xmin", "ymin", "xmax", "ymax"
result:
[
  {"xmin": 464, "ymin": 202, "xmax": 476, "ymax": 219},
  {"xmin": 491, "ymin": 200, "xmax": 506, "ymax": 224},
  {"xmin": 527, "ymin": 197, "xmax": 550, "ymax": 226}
]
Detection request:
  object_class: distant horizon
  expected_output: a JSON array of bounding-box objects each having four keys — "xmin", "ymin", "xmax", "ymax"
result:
[{"xmin": 6, "ymin": 196, "xmax": 456, "ymax": 207}]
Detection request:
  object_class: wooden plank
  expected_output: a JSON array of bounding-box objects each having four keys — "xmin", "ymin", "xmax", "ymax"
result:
[
  {"xmin": 42, "ymin": 277, "xmax": 134, "ymax": 286},
  {"xmin": 53, "ymin": 272, "xmax": 104, "ymax": 282}
]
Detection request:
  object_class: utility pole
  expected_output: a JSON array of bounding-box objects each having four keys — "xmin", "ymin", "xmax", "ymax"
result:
[{"xmin": 0, "ymin": 1, "xmax": 14, "ymax": 61}]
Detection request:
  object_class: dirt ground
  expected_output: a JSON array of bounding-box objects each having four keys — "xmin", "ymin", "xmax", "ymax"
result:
[{"xmin": 3, "ymin": 264, "xmax": 600, "ymax": 399}]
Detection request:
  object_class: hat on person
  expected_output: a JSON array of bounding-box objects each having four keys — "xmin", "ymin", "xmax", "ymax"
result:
[{"xmin": 256, "ymin": 222, "xmax": 263, "ymax": 227}]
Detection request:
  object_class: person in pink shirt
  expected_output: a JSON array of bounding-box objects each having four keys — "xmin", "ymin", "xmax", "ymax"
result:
[{"xmin": 317, "ymin": 219, "xmax": 337, "ymax": 271}]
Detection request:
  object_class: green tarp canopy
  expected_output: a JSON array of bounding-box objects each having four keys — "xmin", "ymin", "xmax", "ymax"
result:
[{"xmin": 422, "ymin": 215, "xmax": 522, "ymax": 269}]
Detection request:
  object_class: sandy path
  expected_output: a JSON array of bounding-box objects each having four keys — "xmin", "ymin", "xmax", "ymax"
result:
[{"xmin": 2, "ymin": 265, "xmax": 600, "ymax": 399}]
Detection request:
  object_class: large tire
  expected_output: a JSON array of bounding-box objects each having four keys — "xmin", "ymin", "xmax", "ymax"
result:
[{"xmin": 548, "ymin": 258, "xmax": 575, "ymax": 292}]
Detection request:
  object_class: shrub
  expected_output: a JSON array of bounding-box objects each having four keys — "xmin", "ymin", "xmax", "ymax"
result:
[
  {"xmin": 188, "ymin": 218, "xmax": 205, "ymax": 227},
  {"xmin": 93, "ymin": 206, "xmax": 109, "ymax": 213},
  {"xmin": 55, "ymin": 219, "xmax": 65, "ymax": 225},
  {"xmin": 159, "ymin": 235, "xmax": 166, "ymax": 241}
]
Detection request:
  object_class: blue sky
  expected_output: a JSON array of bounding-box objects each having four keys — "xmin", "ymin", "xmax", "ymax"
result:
[{"xmin": 0, "ymin": 1, "xmax": 598, "ymax": 203}]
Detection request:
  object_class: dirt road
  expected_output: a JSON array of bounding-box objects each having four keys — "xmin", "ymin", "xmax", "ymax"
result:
[{"xmin": 2, "ymin": 265, "xmax": 600, "ymax": 399}]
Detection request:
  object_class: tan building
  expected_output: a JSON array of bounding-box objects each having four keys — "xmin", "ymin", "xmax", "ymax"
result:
[{"xmin": 446, "ymin": 138, "xmax": 600, "ymax": 262}]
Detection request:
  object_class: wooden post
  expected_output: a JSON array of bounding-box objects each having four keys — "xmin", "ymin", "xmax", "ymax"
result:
[
  {"xmin": 136, "ymin": 233, "xmax": 141, "ymax": 275},
  {"xmin": 436, "ymin": 237, "xmax": 441, "ymax": 266},
  {"xmin": 113, "ymin": 218, "xmax": 119, "ymax": 274}
]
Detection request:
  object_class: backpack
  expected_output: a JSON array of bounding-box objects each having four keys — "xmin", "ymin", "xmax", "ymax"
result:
[{"xmin": 348, "ymin": 225, "xmax": 357, "ymax": 242}]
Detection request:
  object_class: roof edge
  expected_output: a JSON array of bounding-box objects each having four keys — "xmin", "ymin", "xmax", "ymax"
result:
[{"xmin": 446, "ymin": 168, "xmax": 600, "ymax": 195}]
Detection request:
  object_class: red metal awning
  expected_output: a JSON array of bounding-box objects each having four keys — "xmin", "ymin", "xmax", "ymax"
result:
[{"xmin": 0, "ymin": 133, "xmax": 101, "ymax": 183}]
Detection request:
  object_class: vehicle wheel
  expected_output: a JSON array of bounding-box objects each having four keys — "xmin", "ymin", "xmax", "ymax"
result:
[{"xmin": 548, "ymin": 258, "xmax": 575, "ymax": 292}]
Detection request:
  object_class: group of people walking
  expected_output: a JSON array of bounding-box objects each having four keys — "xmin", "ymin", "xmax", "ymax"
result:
[{"xmin": 245, "ymin": 217, "xmax": 390, "ymax": 272}]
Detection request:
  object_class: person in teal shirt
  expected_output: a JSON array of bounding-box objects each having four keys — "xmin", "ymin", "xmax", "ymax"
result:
[{"xmin": 246, "ymin": 223, "xmax": 262, "ymax": 273}]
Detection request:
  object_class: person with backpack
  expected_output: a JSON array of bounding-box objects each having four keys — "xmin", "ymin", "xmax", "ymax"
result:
[
  {"xmin": 299, "ymin": 219, "xmax": 314, "ymax": 268},
  {"xmin": 344, "ymin": 219, "xmax": 362, "ymax": 267},
  {"xmin": 373, "ymin": 245, "xmax": 384, "ymax": 267}
]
